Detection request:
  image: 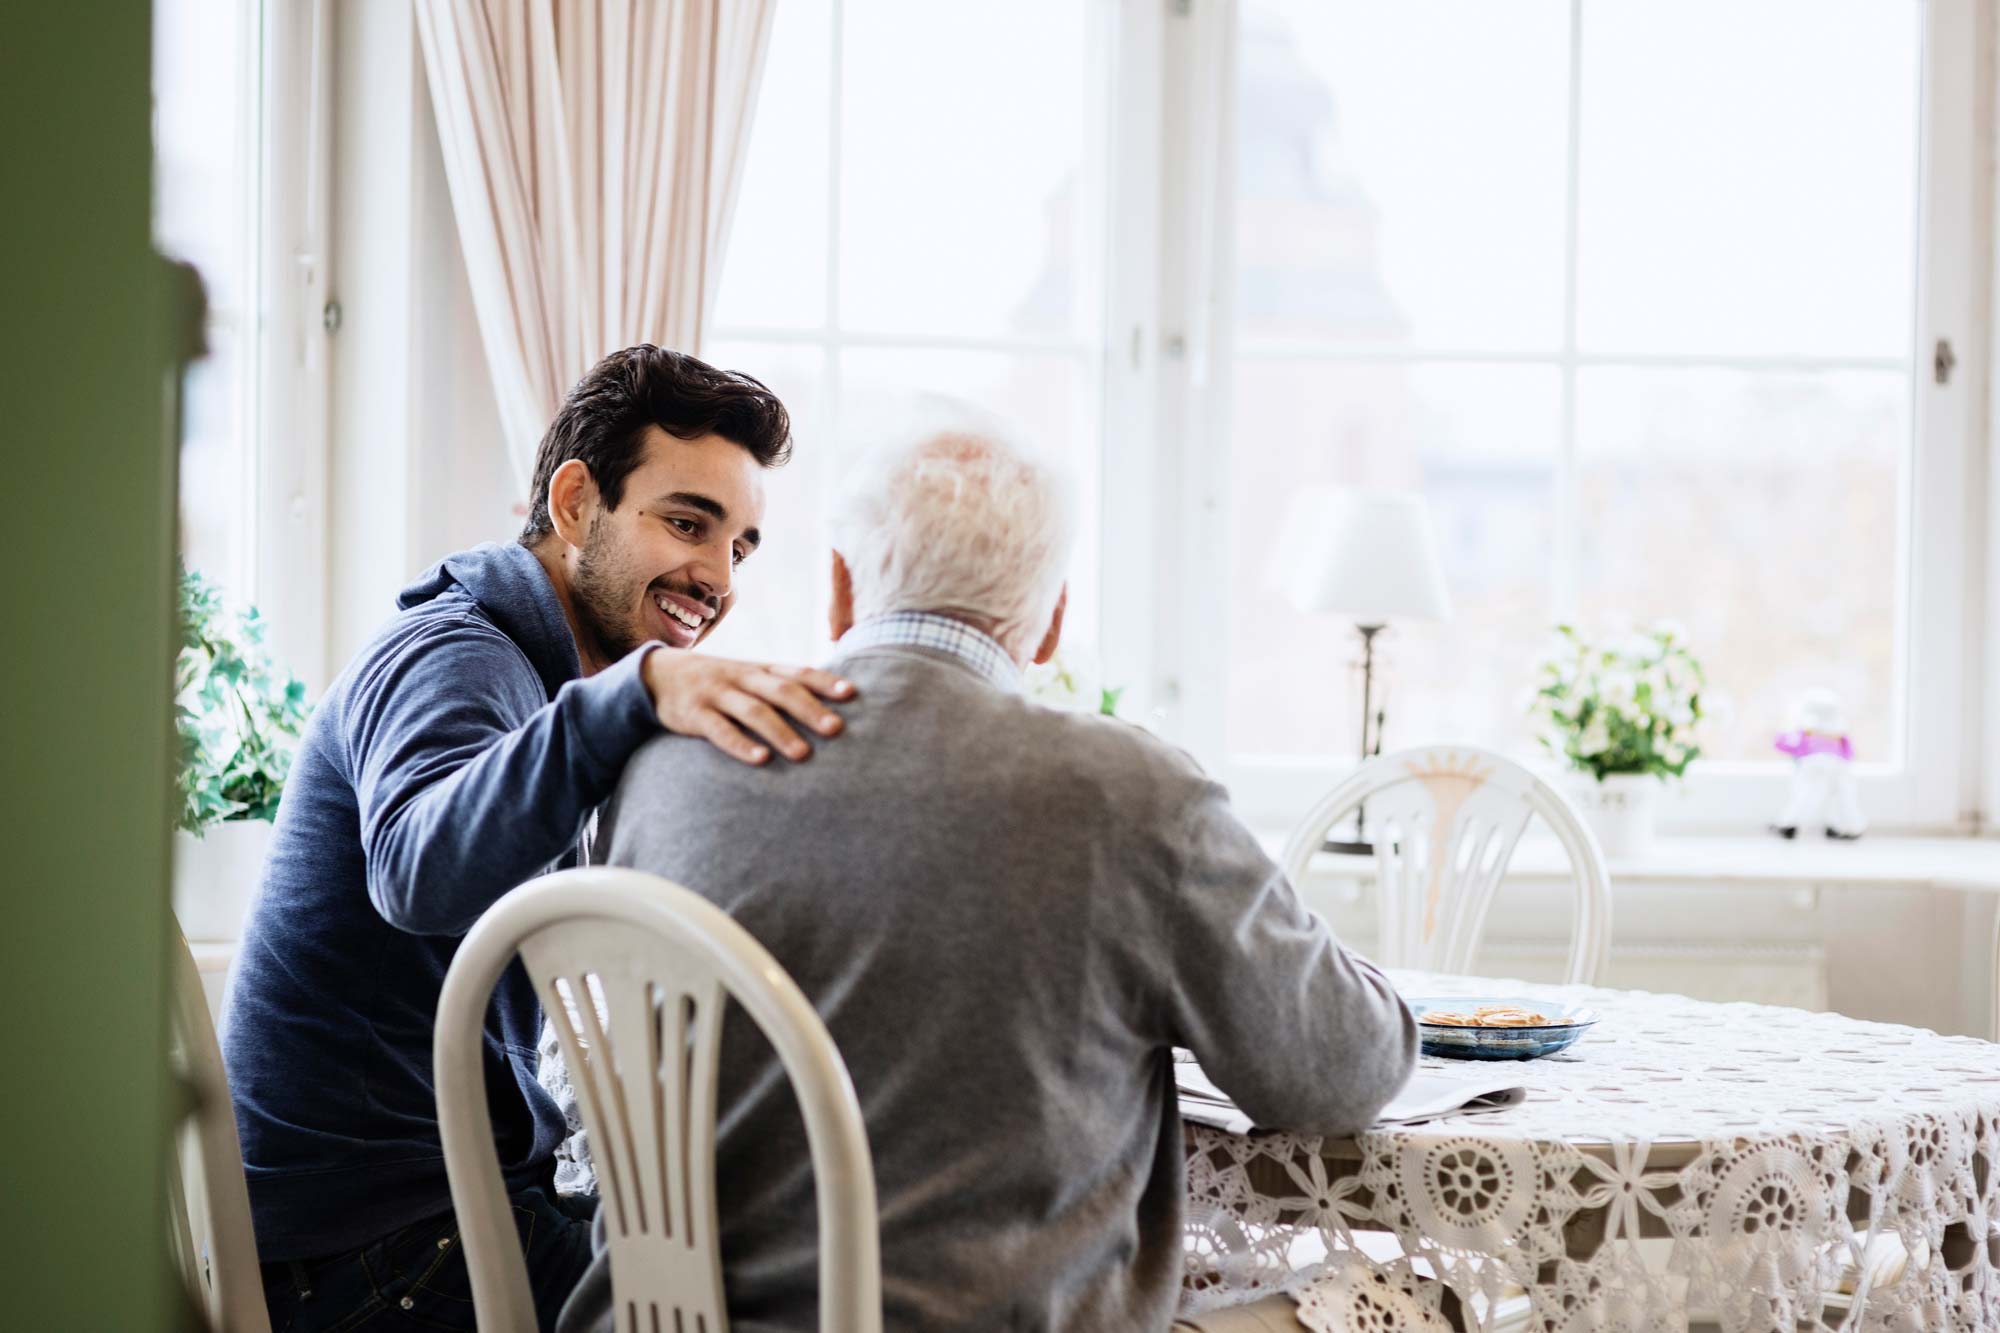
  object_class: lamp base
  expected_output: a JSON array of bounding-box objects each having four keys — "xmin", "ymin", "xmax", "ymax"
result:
[{"xmin": 1319, "ymin": 836, "xmax": 1374, "ymax": 856}]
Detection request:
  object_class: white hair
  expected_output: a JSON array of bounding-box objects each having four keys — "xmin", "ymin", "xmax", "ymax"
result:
[{"xmin": 829, "ymin": 406, "xmax": 1077, "ymax": 659}]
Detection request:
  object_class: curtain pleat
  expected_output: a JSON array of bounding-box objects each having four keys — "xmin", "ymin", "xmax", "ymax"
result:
[{"xmin": 415, "ymin": 0, "xmax": 777, "ymax": 495}]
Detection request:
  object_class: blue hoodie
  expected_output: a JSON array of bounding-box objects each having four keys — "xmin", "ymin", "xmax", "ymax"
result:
[{"xmin": 222, "ymin": 542, "xmax": 660, "ymax": 1261}]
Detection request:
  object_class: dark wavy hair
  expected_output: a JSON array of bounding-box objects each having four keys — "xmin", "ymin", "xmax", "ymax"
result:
[{"xmin": 518, "ymin": 345, "xmax": 792, "ymax": 544}]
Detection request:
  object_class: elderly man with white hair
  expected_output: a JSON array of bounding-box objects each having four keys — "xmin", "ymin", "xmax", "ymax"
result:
[{"xmin": 559, "ymin": 417, "xmax": 1416, "ymax": 1333}]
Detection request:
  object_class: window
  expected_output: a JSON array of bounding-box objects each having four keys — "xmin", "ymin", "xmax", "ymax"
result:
[
  {"xmin": 153, "ymin": 0, "xmax": 332, "ymax": 687},
  {"xmin": 155, "ymin": 0, "xmax": 262, "ymax": 603},
  {"xmin": 1207, "ymin": 0, "xmax": 1971, "ymax": 828},
  {"xmin": 702, "ymin": 0, "xmax": 1113, "ymax": 666},
  {"xmin": 702, "ymin": 0, "xmax": 1977, "ymax": 832}
]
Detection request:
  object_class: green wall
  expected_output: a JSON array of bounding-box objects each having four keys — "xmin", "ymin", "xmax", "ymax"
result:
[{"xmin": 0, "ymin": 2, "xmax": 184, "ymax": 1326}]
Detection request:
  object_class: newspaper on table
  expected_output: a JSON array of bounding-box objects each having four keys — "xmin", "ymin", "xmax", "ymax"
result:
[{"xmin": 1172, "ymin": 1051, "xmax": 1526, "ymax": 1135}]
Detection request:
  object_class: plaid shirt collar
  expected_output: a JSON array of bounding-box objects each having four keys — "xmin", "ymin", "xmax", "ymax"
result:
[{"xmin": 835, "ymin": 611, "xmax": 1022, "ymax": 694}]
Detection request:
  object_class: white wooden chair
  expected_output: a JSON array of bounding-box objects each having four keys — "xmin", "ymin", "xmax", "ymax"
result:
[
  {"xmin": 434, "ymin": 867, "xmax": 882, "ymax": 1333},
  {"xmin": 167, "ymin": 918, "xmax": 271, "ymax": 1333},
  {"xmin": 1280, "ymin": 746, "xmax": 1612, "ymax": 985}
]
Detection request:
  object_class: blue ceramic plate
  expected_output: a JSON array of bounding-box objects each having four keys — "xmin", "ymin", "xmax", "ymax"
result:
[{"xmin": 1405, "ymin": 996, "xmax": 1597, "ymax": 1061}]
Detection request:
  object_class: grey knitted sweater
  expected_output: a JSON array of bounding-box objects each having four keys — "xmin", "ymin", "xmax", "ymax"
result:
[{"xmin": 558, "ymin": 643, "xmax": 1416, "ymax": 1333}]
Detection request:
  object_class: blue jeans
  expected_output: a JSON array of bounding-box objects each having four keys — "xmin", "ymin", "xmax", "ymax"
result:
[{"xmin": 261, "ymin": 1185, "xmax": 599, "ymax": 1332}]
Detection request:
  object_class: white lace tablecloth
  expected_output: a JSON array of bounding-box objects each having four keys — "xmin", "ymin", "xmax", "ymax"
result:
[{"xmin": 1182, "ymin": 970, "xmax": 2000, "ymax": 1333}]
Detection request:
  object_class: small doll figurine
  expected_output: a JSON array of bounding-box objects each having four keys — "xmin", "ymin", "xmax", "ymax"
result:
[{"xmin": 1771, "ymin": 689, "xmax": 1866, "ymax": 840}]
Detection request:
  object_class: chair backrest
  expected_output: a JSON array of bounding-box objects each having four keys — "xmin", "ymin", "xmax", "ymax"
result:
[
  {"xmin": 1279, "ymin": 746, "xmax": 1611, "ymax": 985},
  {"xmin": 167, "ymin": 919, "xmax": 271, "ymax": 1333},
  {"xmin": 435, "ymin": 867, "xmax": 882, "ymax": 1333}
]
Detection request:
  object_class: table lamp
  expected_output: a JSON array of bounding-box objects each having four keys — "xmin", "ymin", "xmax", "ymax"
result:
[{"xmin": 1270, "ymin": 487, "xmax": 1453, "ymax": 852}]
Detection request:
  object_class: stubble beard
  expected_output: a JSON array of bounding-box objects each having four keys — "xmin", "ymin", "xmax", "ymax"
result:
[{"xmin": 570, "ymin": 516, "xmax": 647, "ymax": 664}]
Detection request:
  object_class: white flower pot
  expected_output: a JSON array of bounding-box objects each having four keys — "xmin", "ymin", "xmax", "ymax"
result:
[
  {"xmin": 172, "ymin": 818, "xmax": 274, "ymax": 941},
  {"xmin": 1568, "ymin": 772, "xmax": 1659, "ymax": 860}
]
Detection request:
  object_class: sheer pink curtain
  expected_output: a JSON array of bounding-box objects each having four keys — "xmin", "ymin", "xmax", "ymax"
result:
[{"xmin": 415, "ymin": 0, "xmax": 777, "ymax": 492}]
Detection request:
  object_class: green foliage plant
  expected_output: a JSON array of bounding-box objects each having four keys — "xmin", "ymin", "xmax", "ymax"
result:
[
  {"xmin": 1528, "ymin": 621, "xmax": 1706, "ymax": 782},
  {"xmin": 176, "ymin": 567, "xmax": 311, "ymax": 833}
]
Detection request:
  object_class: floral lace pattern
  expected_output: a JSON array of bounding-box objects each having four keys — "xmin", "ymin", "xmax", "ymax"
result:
[
  {"xmin": 1183, "ymin": 971, "xmax": 2000, "ymax": 1332},
  {"xmin": 538, "ymin": 1017, "xmax": 596, "ymax": 1197}
]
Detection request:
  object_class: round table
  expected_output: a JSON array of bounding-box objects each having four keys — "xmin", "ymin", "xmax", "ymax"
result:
[{"xmin": 1181, "ymin": 971, "xmax": 2000, "ymax": 1332}]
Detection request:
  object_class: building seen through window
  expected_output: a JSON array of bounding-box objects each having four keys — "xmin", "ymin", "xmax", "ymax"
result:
[{"xmin": 1226, "ymin": 0, "xmax": 1918, "ymax": 767}]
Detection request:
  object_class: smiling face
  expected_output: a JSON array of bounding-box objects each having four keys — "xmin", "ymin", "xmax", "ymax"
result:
[{"xmin": 558, "ymin": 426, "xmax": 767, "ymax": 666}]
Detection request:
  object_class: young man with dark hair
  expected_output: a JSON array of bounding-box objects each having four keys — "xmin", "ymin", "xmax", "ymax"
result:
[{"xmin": 223, "ymin": 345, "xmax": 850, "ymax": 1331}]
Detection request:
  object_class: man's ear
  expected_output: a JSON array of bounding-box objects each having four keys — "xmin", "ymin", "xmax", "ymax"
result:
[
  {"xmin": 829, "ymin": 550, "xmax": 856, "ymax": 642},
  {"xmin": 1032, "ymin": 585, "xmax": 1067, "ymax": 665},
  {"xmin": 544, "ymin": 459, "xmax": 599, "ymax": 552}
]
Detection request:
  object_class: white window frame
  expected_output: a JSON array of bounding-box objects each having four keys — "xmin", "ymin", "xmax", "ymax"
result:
[
  {"xmin": 163, "ymin": 0, "xmax": 334, "ymax": 943},
  {"xmin": 251, "ymin": 0, "xmax": 335, "ymax": 689},
  {"xmin": 1143, "ymin": 0, "xmax": 1988, "ymax": 836},
  {"xmin": 167, "ymin": 0, "xmax": 333, "ymax": 688}
]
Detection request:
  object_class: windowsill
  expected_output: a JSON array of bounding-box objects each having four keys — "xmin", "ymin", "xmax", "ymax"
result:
[
  {"xmin": 185, "ymin": 938, "xmax": 236, "ymax": 966},
  {"xmin": 1263, "ymin": 829, "xmax": 2000, "ymax": 1039},
  {"xmin": 1262, "ymin": 829, "xmax": 2000, "ymax": 893},
  {"xmin": 1224, "ymin": 758, "xmax": 1964, "ymax": 842},
  {"xmin": 184, "ymin": 938, "xmax": 235, "ymax": 1022}
]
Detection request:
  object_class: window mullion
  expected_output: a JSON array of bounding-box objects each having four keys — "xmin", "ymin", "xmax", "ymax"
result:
[
  {"xmin": 254, "ymin": 0, "xmax": 333, "ymax": 688},
  {"xmin": 1554, "ymin": 0, "xmax": 1585, "ymax": 625},
  {"xmin": 1097, "ymin": 0, "xmax": 1171, "ymax": 733},
  {"xmin": 1906, "ymin": 0, "xmax": 1982, "ymax": 824},
  {"xmin": 1151, "ymin": 0, "xmax": 1238, "ymax": 770}
]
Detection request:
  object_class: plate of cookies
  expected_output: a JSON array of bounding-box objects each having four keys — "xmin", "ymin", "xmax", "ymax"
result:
[{"xmin": 1405, "ymin": 996, "xmax": 1597, "ymax": 1061}]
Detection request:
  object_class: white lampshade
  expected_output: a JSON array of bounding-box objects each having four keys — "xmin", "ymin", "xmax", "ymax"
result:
[{"xmin": 1269, "ymin": 488, "xmax": 1453, "ymax": 622}]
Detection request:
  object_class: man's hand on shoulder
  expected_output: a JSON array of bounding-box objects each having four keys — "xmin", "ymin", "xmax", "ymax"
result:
[{"xmin": 642, "ymin": 649, "xmax": 855, "ymax": 765}]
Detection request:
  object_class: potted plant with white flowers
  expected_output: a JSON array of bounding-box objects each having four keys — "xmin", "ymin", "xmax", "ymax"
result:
[{"xmin": 1527, "ymin": 621, "xmax": 1706, "ymax": 857}]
